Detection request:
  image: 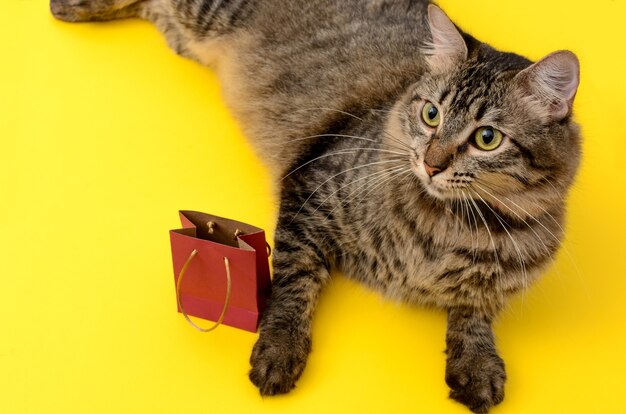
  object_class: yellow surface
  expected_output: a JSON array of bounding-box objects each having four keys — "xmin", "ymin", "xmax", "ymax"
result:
[{"xmin": 1, "ymin": 1, "xmax": 625, "ymax": 413}]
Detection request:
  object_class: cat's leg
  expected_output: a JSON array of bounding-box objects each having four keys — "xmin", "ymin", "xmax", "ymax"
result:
[
  {"xmin": 51, "ymin": 0, "xmax": 255, "ymax": 64},
  {"xmin": 51, "ymin": 0, "xmax": 199, "ymax": 60},
  {"xmin": 50, "ymin": 0, "xmax": 147, "ymax": 22},
  {"xmin": 445, "ymin": 307, "xmax": 506, "ymax": 413},
  {"xmin": 249, "ymin": 220, "xmax": 331, "ymax": 395}
]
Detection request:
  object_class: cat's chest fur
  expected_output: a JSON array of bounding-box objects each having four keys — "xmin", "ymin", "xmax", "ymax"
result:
[
  {"xmin": 319, "ymin": 178, "xmax": 556, "ymax": 313},
  {"xmin": 338, "ymin": 222, "xmax": 524, "ymax": 313}
]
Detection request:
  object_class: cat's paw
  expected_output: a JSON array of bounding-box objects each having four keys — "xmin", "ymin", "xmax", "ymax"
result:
[
  {"xmin": 445, "ymin": 351, "xmax": 506, "ymax": 413},
  {"xmin": 248, "ymin": 331, "xmax": 309, "ymax": 396},
  {"xmin": 50, "ymin": 0, "xmax": 100, "ymax": 22}
]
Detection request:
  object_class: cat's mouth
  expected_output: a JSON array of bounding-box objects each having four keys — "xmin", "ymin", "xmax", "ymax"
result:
[
  {"xmin": 409, "ymin": 154, "xmax": 427, "ymax": 181},
  {"xmin": 409, "ymin": 154, "xmax": 463, "ymax": 201},
  {"xmin": 410, "ymin": 154, "xmax": 448, "ymax": 199}
]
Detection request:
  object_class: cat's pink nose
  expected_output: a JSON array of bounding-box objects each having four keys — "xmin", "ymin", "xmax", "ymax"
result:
[{"xmin": 424, "ymin": 162, "xmax": 442, "ymax": 177}]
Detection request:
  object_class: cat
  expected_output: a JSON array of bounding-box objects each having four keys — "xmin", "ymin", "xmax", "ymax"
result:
[{"xmin": 50, "ymin": 1, "xmax": 581, "ymax": 412}]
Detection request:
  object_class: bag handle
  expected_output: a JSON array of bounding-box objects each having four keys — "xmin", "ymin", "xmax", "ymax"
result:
[
  {"xmin": 208, "ymin": 221, "xmax": 272, "ymax": 257},
  {"xmin": 176, "ymin": 249, "xmax": 232, "ymax": 333}
]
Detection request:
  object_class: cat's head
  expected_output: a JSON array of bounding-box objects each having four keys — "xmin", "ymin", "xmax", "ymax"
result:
[{"xmin": 388, "ymin": 5, "xmax": 581, "ymax": 219}]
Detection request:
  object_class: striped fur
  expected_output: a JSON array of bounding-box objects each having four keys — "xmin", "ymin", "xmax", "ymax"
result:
[{"xmin": 51, "ymin": 1, "xmax": 582, "ymax": 412}]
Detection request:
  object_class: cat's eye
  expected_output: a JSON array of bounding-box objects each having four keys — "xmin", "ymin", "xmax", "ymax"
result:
[
  {"xmin": 421, "ymin": 102, "xmax": 441, "ymax": 127},
  {"xmin": 473, "ymin": 127, "xmax": 504, "ymax": 151}
]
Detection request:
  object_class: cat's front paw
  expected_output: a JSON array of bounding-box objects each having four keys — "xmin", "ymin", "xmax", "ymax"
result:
[
  {"xmin": 249, "ymin": 330, "xmax": 309, "ymax": 396},
  {"xmin": 445, "ymin": 351, "xmax": 506, "ymax": 413}
]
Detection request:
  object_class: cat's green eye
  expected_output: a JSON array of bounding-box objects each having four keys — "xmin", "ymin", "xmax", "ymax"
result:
[
  {"xmin": 473, "ymin": 127, "xmax": 504, "ymax": 151},
  {"xmin": 421, "ymin": 102, "xmax": 441, "ymax": 127}
]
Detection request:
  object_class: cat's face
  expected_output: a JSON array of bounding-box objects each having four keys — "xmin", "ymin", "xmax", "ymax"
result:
[
  {"xmin": 388, "ymin": 6, "xmax": 581, "ymax": 218},
  {"xmin": 400, "ymin": 58, "xmax": 580, "ymax": 214}
]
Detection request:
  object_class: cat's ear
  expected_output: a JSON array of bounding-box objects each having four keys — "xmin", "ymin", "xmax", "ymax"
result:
[
  {"xmin": 515, "ymin": 50, "xmax": 580, "ymax": 121},
  {"xmin": 423, "ymin": 4, "xmax": 468, "ymax": 70}
]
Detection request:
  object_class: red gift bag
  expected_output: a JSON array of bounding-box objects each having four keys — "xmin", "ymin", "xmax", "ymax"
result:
[{"xmin": 169, "ymin": 211, "xmax": 271, "ymax": 333}]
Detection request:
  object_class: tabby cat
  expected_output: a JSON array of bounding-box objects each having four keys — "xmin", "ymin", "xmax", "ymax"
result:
[{"xmin": 51, "ymin": 1, "xmax": 581, "ymax": 412}]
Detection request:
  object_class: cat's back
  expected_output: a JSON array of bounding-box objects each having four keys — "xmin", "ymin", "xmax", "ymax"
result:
[{"xmin": 209, "ymin": 0, "xmax": 432, "ymax": 175}]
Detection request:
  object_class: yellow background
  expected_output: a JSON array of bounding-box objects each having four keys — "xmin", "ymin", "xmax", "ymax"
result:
[{"xmin": 2, "ymin": 0, "xmax": 625, "ymax": 412}]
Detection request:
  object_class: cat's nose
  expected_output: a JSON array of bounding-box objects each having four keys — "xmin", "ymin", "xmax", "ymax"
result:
[
  {"xmin": 424, "ymin": 141, "xmax": 452, "ymax": 177},
  {"xmin": 424, "ymin": 161, "xmax": 443, "ymax": 177}
]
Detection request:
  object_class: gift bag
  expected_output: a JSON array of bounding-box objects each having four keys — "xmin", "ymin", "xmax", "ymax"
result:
[{"xmin": 169, "ymin": 211, "xmax": 271, "ymax": 333}]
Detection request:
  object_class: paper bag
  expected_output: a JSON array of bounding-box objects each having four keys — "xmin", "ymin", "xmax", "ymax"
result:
[{"xmin": 169, "ymin": 211, "xmax": 271, "ymax": 333}]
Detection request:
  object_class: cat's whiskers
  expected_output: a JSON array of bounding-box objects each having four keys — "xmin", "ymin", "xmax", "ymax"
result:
[
  {"xmin": 497, "ymin": 184, "xmax": 583, "ymax": 283},
  {"xmin": 339, "ymin": 166, "xmax": 411, "ymax": 211},
  {"xmin": 319, "ymin": 167, "xmax": 412, "ymax": 255},
  {"xmin": 448, "ymin": 189, "xmax": 459, "ymax": 230},
  {"xmin": 476, "ymin": 180, "xmax": 564, "ymax": 248},
  {"xmin": 315, "ymin": 165, "xmax": 408, "ymax": 219},
  {"xmin": 473, "ymin": 180, "xmax": 584, "ymax": 298},
  {"xmin": 472, "ymin": 183, "xmax": 554, "ymax": 306},
  {"xmin": 364, "ymin": 106, "xmax": 420, "ymax": 140},
  {"xmin": 381, "ymin": 126, "xmax": 416, "ymax": 153},
  {"xmin": 284, "ymin": 133, "xmax": 407, "ymax": 152},
  {"xmin": 466, "ymin": 193, "xmax": 502, "ymax": 278},
  {"xmin": 477, "ymin": 184, "xmax": 576, "ymax": 308},
  {"xmin": 461, "ymin": 190, "xmax": 479, "ymax": 265},
  {"xmin": 453, "ymin": 187, "xmax": 463, "ymax": 229},
  {"xmin": 541, "ymin": 176, "xmax": 566, "ymax": 203},
  {"xmin": 451, "ymin": 189, "xmax": 472, "ymax": 251},
  {"xmin": 470, "ymin": 189, "xmax": 529, "ymax": 292},
  {"xmin": 447, "ymin": 190, "xmax": 465, "ymax": 231},
  {"xmin": 464, "ymin": 192, "xmax": 510, "ymax": 308},
  {"xmin": 338, "ymin": 106, "xmax": 416, "ymax": 152},
  {"xmin": 294, "ymin": 107, "xmax": 414, "ymax": 152},
  {"xmin": 353, "ymin": 168, "xmax": 413, "ymax": 206},
  {"xmin": 400, "ymin": 167, "xmax": 419, "ymax": 200},
  {"xmin": 323, "ymin": 163, "xmax": 412, "ymax": 222},
  {"xmin": 281, "ymin": 148, "xmax": 408, "ymax": 181},
  {"xmin": 297, "ymin": 106, "xmax": 366, "ymax": 121},
  {"xmin": 471, "ymin": 176, "xmax": 509, "ymax": 194},
  {"xmin": 366, "ymin": 107, "xmax": 410, "ymax": 117},
  {"xmin": 534, "ymin": 203, "xmax": 566, "ymax": 235},
  {"xmin": 473, "ymin": 182, "xmax": 554, "ymax": 259},
  {"xmin": 289, "ymin": 158, "xmax": 406, "ymax": 224}
]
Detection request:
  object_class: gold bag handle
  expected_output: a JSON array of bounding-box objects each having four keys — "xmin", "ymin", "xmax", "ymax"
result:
[
  {"xmin": 232, "ymin": 225, "xmax": 272, "ymax": 257},
  {"xmin": 175, "ymin": 249, "xmax": 232, "ymax": 333}
]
